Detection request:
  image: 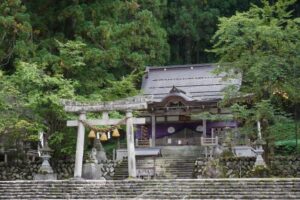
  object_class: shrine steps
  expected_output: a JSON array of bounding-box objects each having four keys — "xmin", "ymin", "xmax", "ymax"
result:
[
  {"xmin": 113, "ymin": 155, "xmax": 197, "ymax": 180},
  {"xmin": 113, "ymin": 159, "xmax": 129, "ymax": 180},
  {"xmin": 0, "ymin": 178, "xmax": 299, "ymax": 199},
  {"xmin": 114, "ymin": 146, "xmax": 205, "ymax": 179},
  {"xmin": 160, "ymin": 146, "xmax": 204, "ymax": 157},
  {"xmin": 154, "ymin": 156, "xmax": 197, "ymax": 179}
]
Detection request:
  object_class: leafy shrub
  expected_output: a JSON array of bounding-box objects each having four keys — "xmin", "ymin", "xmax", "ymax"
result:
[{"xmin": 274, "ymin": 139, "xmax": 300, "ymax": 155}]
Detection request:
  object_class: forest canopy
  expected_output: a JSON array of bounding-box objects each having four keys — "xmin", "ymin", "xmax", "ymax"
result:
[{"xmin": 0, "ymin": 0, "xmax": 299, "ymax": 157}]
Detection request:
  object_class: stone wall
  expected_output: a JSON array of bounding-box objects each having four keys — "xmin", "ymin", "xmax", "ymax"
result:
[
  {"xmin": 193, "ymin": 157, "xmax": 255, "ymax": 178},
  {"xmin": 220, "ymin": 157, "xmax": 256, "ymax": 178},
  {"xmin": 0, "ymin": 159, "xmax": 74, "ymax": 180},
  {"xmin": 193, "ymin": 158, "xmax": 209, "ymax": 178},
  {"xmin": 0, "ymin": 159, "xmax": 119, "ymax": 181},
  {"xmin": 100, "ymin": 160, "xmax": 119, "ymax": 179},
  {"xmin": 194, "ymin": 156, "xmax": 300, "ymax": 178},
  {"xmin": 269, "ymin": 156, "xmax": 300, "ymax": 177}
]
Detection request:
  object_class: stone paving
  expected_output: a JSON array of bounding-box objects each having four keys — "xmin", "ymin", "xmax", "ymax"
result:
[{"xmin": 0, "ymin": 178, "xmax": 299, "ymax": 199}]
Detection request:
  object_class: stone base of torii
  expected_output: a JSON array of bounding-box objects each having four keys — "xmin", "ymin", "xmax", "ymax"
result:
[{"xmin": 62, "ymin": 97, "xmax": 148, "ymax": 179}]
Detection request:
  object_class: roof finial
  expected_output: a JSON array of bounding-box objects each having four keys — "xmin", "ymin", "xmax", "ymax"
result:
[{"xmin": 170, "ymin": 85, "xmax": 186, "ymax": 94}]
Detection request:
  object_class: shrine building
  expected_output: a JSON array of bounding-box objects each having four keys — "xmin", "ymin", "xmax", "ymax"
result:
[{"xmin": 135, "ymin": 63, "xmax": 242, "ymax": 147}]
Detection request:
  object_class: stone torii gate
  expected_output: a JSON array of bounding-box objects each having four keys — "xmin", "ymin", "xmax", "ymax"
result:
[{"xmin": 62, "ymin": 97, "xmax": 148, "ymax": 179}]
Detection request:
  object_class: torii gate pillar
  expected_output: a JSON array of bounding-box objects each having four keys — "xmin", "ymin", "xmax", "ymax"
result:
[
  {"xmin": 126, "ymin": 111, "xmax": 136, "ymax": 177},
  {"xmin": 74, "ymin": 112, "xmax": 86, "ymax": 178}
]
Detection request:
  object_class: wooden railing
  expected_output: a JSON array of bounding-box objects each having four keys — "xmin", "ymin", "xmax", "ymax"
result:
[
  {"xmin": 134, "ymin": 137, "xmax": 219, "ymax": 147},
  {"xmin": 155, "ymin": 137, "xmax": 201, "ymax": 146},
  {"xmin": 135, "ymin": 139, "xmax": 151, "ymax": 147},
  {"xmin": 201, "ymin": 137, "xmax": 218, "ymax": 146}
]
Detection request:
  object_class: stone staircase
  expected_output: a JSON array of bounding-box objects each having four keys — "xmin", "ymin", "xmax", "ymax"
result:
[
  {"xmin": 0, "ymin": 178, "xmax": 299, "ymax": 199},
  {"xmin": 157, "ymin": 146, "xmax": 203, "ymax": 179},
  {"xmin": 155, "ymin": 156, "xmax": 196, "ymax": 179},
  {"xmin": 114, "ymin": 146, "xmax": 203, "ymax": 180},
  {"xmin": 114, "ymin": 156, "xmax": 197, "ymax": 180},
  {"xmin": 113, "ymin": 159, "xmax": 129, "ymax": 180}
]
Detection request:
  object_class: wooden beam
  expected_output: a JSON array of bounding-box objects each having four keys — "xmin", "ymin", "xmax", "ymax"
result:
[{"xmin": 67, "ymin": 118, "xmax": 146, "ymax": 127}]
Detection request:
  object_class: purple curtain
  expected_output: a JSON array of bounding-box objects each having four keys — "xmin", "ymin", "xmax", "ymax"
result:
[{"xmin": 136, "ymin": 120, "xmax": 237, "ymax": 139}]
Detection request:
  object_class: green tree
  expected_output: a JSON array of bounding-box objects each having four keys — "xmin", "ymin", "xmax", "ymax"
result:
[
  {"xmin": 0, "ymin": 0, "xmax": 170, "ymax": 158},
  {"xmin": 24, "ymin": 0, "xmax": 169, "ymax": 97},
  {"xmin": 161, "ymin": 0, "xmax": 259, "ymax": 64},
  {"xmin": 0, "ymin": 0, "xmax": 33, "ymax": 71},
  {"xmin": 212, "ymin": 0, "xmax": 300, "ymax": 105},
  {"xmin": 212, "ymin": 0, "xmax": 300, "ymax": 155},
  {"xmin": 0, "ymin": 61, "xmax": 76, "ymax": 156}
]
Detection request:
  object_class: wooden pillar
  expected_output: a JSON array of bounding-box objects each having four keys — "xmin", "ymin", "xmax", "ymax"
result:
[
  {"xmin": 74, "ymin": 112, "xmax": 86, "ymax": 178},
  {"xmin": 203, "ymin": 119, "xmax": 207, "ymax": 137},
  {"xmin": 126, "ymin": 111, "xmax": 136, "ymax": 178},
  {"xmin": 203, "ymin": 119, "xmax": 207, "ymax": 157},
  {"xmin": 151, "ymin": 114, "xmax": 156, "ymax": 147}
]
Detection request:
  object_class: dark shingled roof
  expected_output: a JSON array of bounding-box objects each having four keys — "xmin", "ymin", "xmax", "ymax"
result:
[{"xmin": 141, "ymin": 64, "xmax": 242, "ymax": 103}]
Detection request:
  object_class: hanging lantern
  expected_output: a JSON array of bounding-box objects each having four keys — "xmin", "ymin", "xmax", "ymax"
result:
[
  {"xmin": 112, "ymin": 128, "xmax": 120, "ymax": 137},
  {"xmin": 88, "ymin": 130, "xmax": 96, "ymax": 139},
  {"xmin": 100, "ymin": 132, "xmax": 108, "ymax": 141}
]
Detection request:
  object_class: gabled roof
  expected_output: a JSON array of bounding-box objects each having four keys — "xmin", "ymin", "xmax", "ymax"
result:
[{"xmin": 141, "ymin": 64, "xmax": 241, "ymax": 103}]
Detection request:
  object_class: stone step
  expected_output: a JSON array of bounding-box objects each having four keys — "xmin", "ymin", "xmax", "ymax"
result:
[
  {"xmin": 138, "ymin": 162, "xmax": 196, "ymax": 165},
  {"xmin": 1, "ymin": 191, "xmax": 298, "ymax": 195},
  {"xmin": 1, "ymin": 189, "xmax": 299, "ymax": 193},
  {"xmin": 1, "ymin": 179, "xmax": 298, "ymax": 183},
  {"xmin": 0, "ymin": 179, "xmax": 300, "ymax": 199},
  {"xmin": 114, "ymin": 153, "xmax": 198, "ymax": 179},
  {"xmin": 0, "ymin": 179, "xmax": 300, "ymax": 186},
  {"xmin": 2, "ymin": 183, "xmax": 298, "ymax": 187},
  {"xmin": 1, "ymin": 187, "xmax": 297, "ymax": 191},
  {"xmin": 137, "ymin": 160, "xmax": 196, "ymax": 164},
  {"xmin": 1, "ymin": 189, "xmax": 298, "ymax": 194},
  {"xmin": 1, "ymin": 179, "xmax": 299, "ymax": 185}
]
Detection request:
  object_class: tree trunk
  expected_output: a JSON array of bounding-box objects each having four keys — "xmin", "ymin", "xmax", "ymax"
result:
[
  {"xmin": 196, "ymin": 41, "xmax": 200, "ymax": 63},
  {"xmin": 185, "ymin": 37, "xmax": 192, "ymax": 64}
]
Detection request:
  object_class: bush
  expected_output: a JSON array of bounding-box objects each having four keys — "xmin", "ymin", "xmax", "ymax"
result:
[
  {"xmin": 275, "ymin": 139, "xmax": 300, "ymax": 155},
  {"xmin": 247, "ymin": 165, "xmax": 270, "ymax": 178}
]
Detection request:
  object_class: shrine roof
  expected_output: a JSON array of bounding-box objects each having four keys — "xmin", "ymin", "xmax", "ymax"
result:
[{"xmin": 141, "ymin": 63, "xmax": 242, "ymax": 103}]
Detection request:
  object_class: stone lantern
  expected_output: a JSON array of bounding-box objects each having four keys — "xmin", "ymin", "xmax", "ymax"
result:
[
  {"xmin": 33, "ymin": 143, "xmax": 57, "ymax": 180},
  {"xmin": 253, "ymin": 138, "xmax": 266, "ymax": 167},
  {"xmin": 254, "ymin": 121, "xmax": 266, "ymax": 167}
]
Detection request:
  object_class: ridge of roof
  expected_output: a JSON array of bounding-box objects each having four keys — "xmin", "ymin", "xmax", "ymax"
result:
[{"xmin": 145, "ymin": 63, "xmax": 218, "ymax": 71}]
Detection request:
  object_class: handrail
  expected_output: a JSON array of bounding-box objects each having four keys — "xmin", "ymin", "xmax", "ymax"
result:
[{"xmin": 201, "ymin": 136, "xmax": 218, "ymax": 146}]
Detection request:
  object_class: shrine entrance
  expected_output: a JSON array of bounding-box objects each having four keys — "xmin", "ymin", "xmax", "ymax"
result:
[{"xmin": 62, "ymin": 97, "xmax": 148, "ymax": 179}]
